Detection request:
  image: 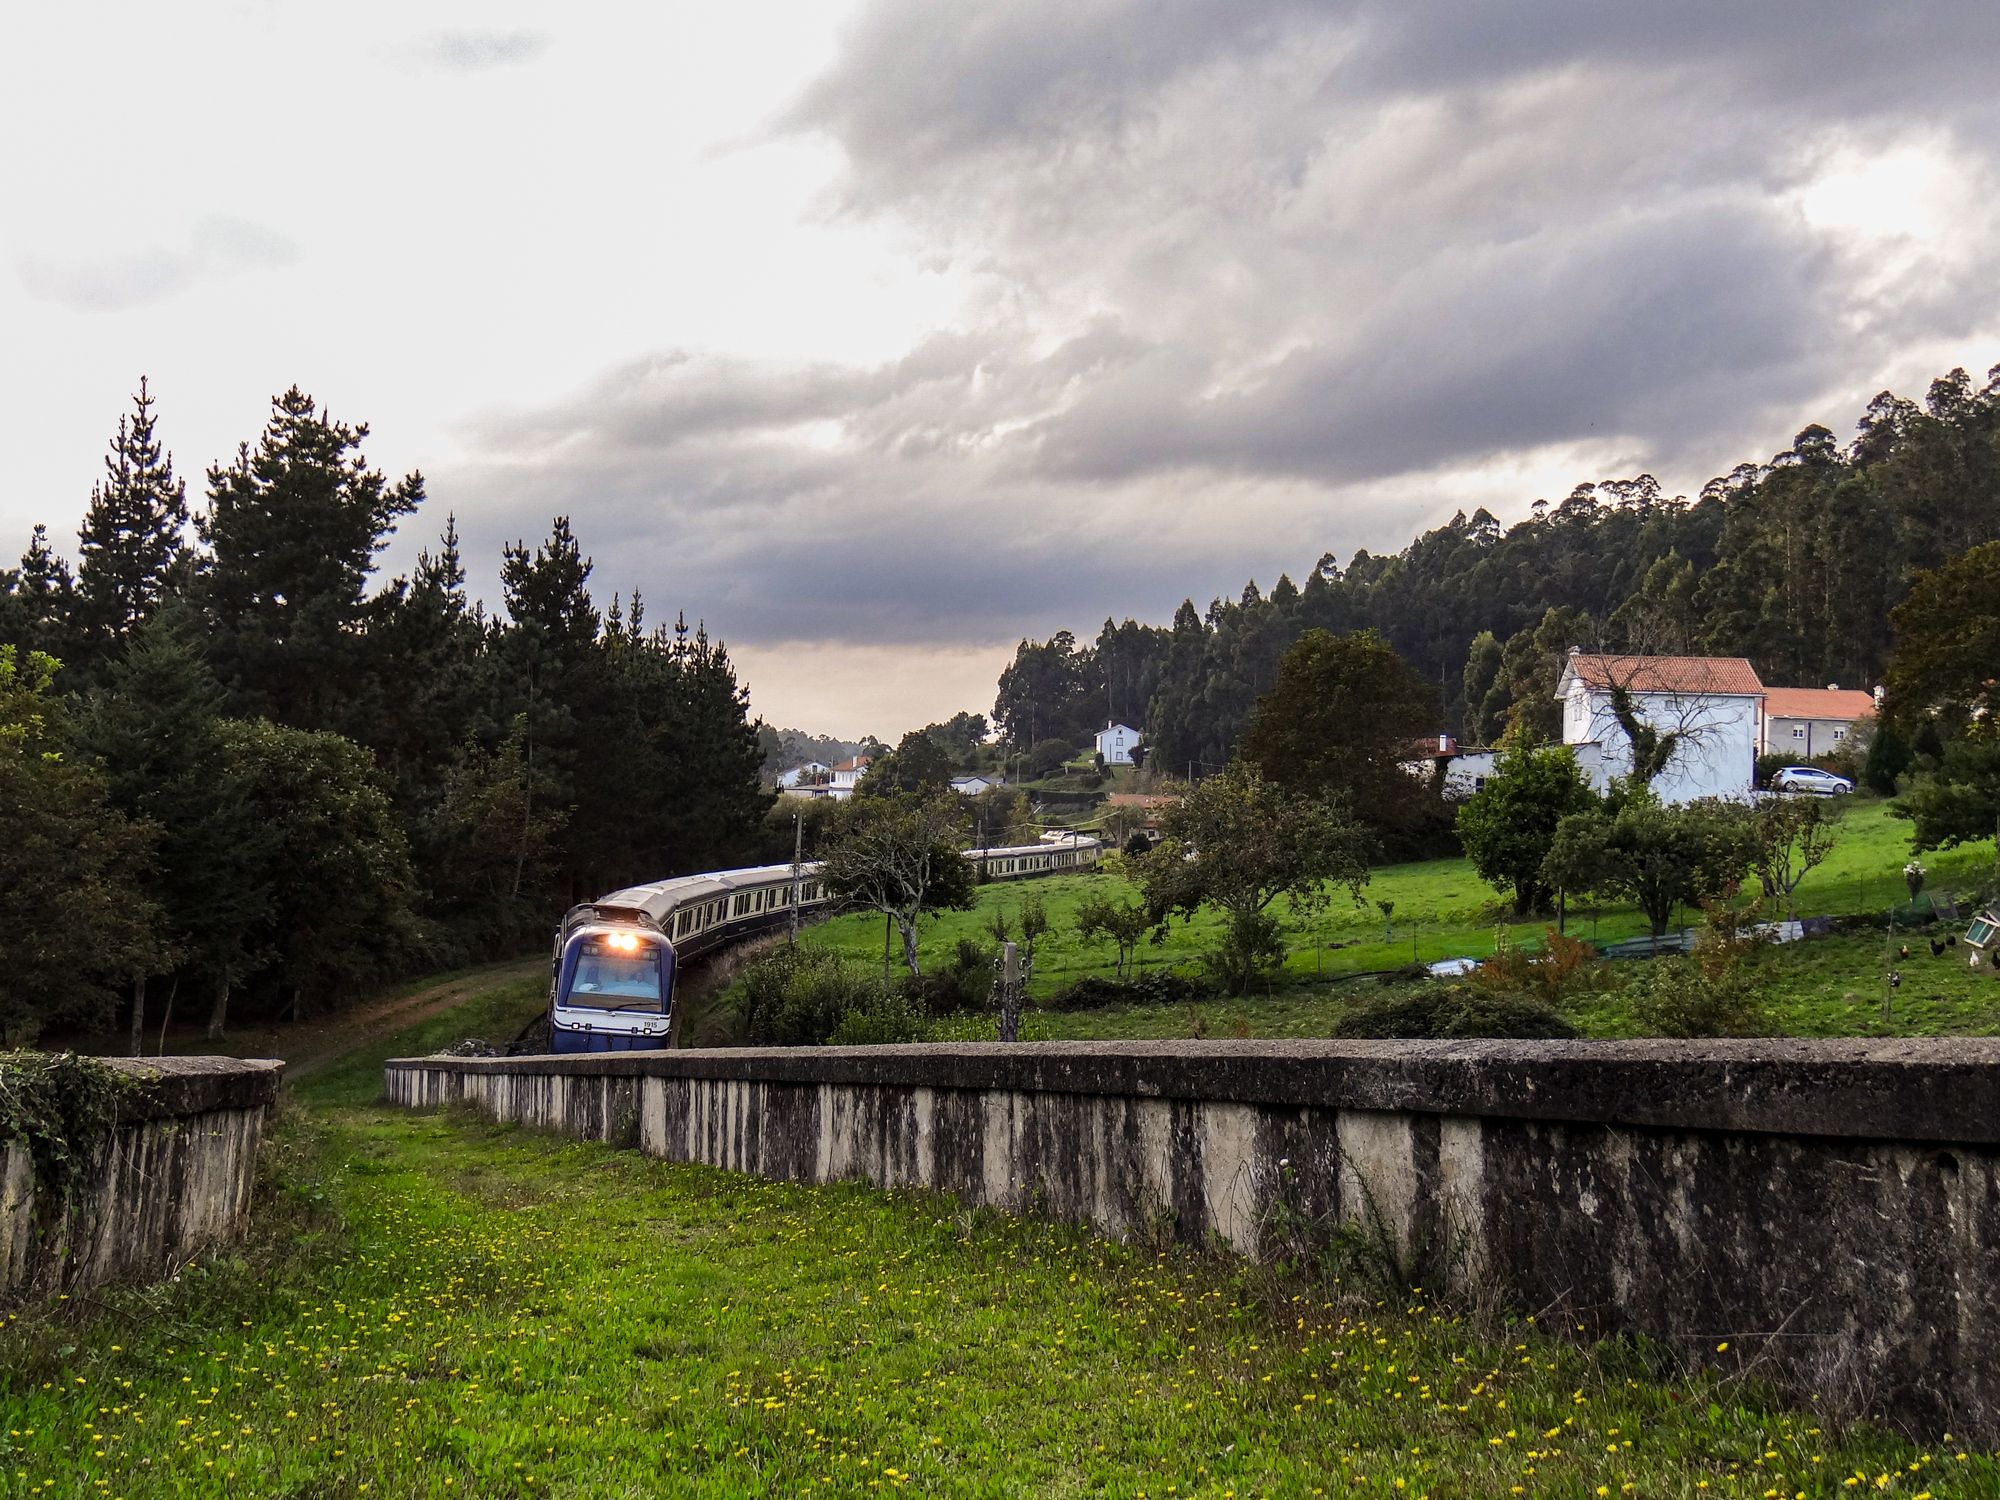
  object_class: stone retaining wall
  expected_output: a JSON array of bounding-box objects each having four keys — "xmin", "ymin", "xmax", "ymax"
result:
[
  {"xmin": 386, "ymin": 1039, "xmax": 2000, "ymax": 1436},
  {"xmin": 1, "ymin": 1057, "xmax": 284, "ymax": 1301}
]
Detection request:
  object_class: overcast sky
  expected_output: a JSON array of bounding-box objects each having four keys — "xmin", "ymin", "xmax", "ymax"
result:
[{"xmin": 6, "ymin": 2, "xmax": 1999, "ymax": 738}]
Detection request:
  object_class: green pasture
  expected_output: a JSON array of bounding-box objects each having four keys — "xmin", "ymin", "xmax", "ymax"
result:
[{"xmin": 795, "ymin": 798, "xmax": 2000, "ymax": 1039}]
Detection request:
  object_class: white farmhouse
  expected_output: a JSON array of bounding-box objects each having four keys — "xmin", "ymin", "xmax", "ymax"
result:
[
  {"xmin": 1556, "ymin": 651, "xmax": 1765, "ymax": 803},
  {"xmin": 1095, "ymin": 722, "xmax": 1141, "ymax": 766},
  {"xmin": 776, "ymin": 760, "xmax": 829, "ymax": 789},
  {"xmin": 826, "ymin": 756, "xmax": 873, "ymax": 801}
]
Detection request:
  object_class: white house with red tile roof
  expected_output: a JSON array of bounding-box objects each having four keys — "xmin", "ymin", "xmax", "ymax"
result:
[
  {"xmin": 1556, "ymin": 651, "xmax": 1765, "ymax": 803},
  {"xmin": 1759, "ymin": 686, "xmax": 1878, "ymax": 758},
  {"xmin": 826, "ymin": 755, "xmax": 873, "ymax": 800}
]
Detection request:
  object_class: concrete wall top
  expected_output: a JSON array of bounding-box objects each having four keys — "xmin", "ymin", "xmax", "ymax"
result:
[
  {"xmin": 95, "ymin": 1056, "xmax": 286, "ymax": 1123},
  {"xmin": 385, "ymin": 1038, "xmax": 2000, "ymax": 1145}
]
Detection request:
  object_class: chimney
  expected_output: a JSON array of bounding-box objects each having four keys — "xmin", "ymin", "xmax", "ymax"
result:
[{"xmin": 1439, "ymin": 734, "xmax": 1450, "ymax": 754}]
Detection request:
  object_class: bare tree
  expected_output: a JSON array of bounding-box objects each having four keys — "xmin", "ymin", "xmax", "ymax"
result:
[
  {"xmin": 1750, "ymin": 796, "xmax": 1843, "ymax": 920},
  {"xmin": 819, "ymin": 794, "xmax": 975, "ymax": 978}
]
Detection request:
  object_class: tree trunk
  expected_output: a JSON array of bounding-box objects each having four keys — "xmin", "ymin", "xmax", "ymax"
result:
[
  {"xmin": 899, "ymin": 917, "xmax": 922, "ymax": 979},
  {"xmin": 130, "ymin": 975, "xmax": 146, "ymax": 1057},
  {"xmin": 207, "ymin": 973, "xmax": 230, "ymax": 1041}
]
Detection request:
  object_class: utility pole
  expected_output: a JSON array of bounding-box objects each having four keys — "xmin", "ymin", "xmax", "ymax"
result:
[
  {"xmin": 999, "ymin": 941, "xmax": 1021, "ymax": 1042},
  {"xmin": 788, "ymin": 808, "xmax": 803, "ymax": 947}
]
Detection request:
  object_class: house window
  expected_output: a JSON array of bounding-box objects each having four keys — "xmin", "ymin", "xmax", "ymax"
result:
[
  {"xmin": 1791, "ymin": 726, "xmax": 1807, "ymax": 740},
  {"xmin": 1832, "ymin": 727, "xmax": 1846, "ymax": 742}
]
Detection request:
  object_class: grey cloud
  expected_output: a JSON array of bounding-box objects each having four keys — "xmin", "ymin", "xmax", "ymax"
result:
[
  {"xmin": 439, "ymin": 4, "xmax": 2000, "ymax": 659},
  {"xmin": 415, "ymin": 30, "xmax": 550, "ymax": 71},
  {"xmin": 15, "ymin": 216, "xmax": 300, "ymax": 313}
]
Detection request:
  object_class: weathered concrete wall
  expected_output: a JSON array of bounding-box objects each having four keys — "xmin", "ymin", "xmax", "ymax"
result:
[
  {"xmin": 387, "ymin": 1039, "xmax": 2000, "ymax": 1436},
  {"xmin": 1, "ymin": 1056, "xmax": 283, "ymax": 1301}
]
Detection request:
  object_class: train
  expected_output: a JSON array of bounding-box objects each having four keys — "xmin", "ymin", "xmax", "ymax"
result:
[{"xmin": 544, "ymin": 837, "xmax": 1103, "ymax": 1053}]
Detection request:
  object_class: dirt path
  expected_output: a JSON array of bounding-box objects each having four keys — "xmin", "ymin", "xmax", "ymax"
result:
[
  {"xmin": 276, "ymin": 960, "xmax": 545, "ymax": 1078},
  {"xmin": 53, "ymin": 958, "xmax": 548, "ymax": 1077}
]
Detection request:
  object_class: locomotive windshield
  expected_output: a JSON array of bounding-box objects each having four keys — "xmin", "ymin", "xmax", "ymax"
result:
[{"xmin": 565, "ymin": 936, "xmax": 665, "ymax": 1011}]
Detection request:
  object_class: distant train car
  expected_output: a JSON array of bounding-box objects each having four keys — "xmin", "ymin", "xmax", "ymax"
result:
[{"xmin": 544, "ymin": 840, "xmax": 1099, "ymax": 1053}]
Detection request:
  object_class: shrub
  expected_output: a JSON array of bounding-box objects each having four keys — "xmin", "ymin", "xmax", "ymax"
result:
[
  {"xmin": 898, "ymin": 939, "xmax": 998, "ymax": 1017},
  {"xmin": 1469, "ymin": 927, "xmax": 1615, "ymax": 1007},
  {"xmin": 1332, "ymin": 985, "xmax": 1578, "ymax": 1040},
  {"xmin": 1626, "ymin": 902, "xmax": 1773, "ymax": 1037},
  {"xmin": 1024, "ymin": 739, "xmax": 1077, "ymax": 779},
  {"xmin": 1201, "ymin": 908, "xmax": 1288, "ymax": 995},
  {"xmin": 1043, "ymin": 971, "xmax": 1205, "ymax": 1011},
  {"xmin": 1627, "ymin": 957, "xmax": 1770, "ymax": 1037},
  {"xmin": 826, "ymin": 988, "xmax": 927, "ymax": 1046},
  {"xmin": 737, "ymin": 946, "xmax": 892, "ymax": 1046}
]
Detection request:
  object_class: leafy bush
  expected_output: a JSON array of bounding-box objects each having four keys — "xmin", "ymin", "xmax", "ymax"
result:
[
  {"xmin": 827, "ymin": 988, "xmax": 927, "ymax": 1046},
  {"xmin": 1627, "ymin": 957, "xmax": 1770, "ymax": 1037},
  {"xmin": 901, "ymin": 939, "xmax": 997, "ymax": 1016},
  {"xmin": 1626, "ymin": 902, "xmax": 1773, "ymax": 1037},
  {"xmin": 1469, "ymin": 927, "xmax": 1615, "ymax": 1006},
  {"xmin": 1024, "ymin": 739, "xmax": 1078, "ymax": 779},
  {"xmin": 737, "ymin": 946, "xmax": 893, "ymax": 1046},
  {"xmin": 1200, "ymin": 908, "xmax": 1288, "ymax": 995},
  {"xmin": 1043, "ymin": 971, "xmax": 1205, "ymax": 1011},
  {"xmin": 1332, "ymin": 985, "xmax": 1578, "ymax": 1040}
]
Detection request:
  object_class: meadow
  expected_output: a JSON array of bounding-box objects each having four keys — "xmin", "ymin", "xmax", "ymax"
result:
[
  {"xmin": 794, "ymin": 799, "xmax": 2000, "ymax": 1041},
  {"xmin": 7, "ymin": 807, "xmax": 2000, "ymax": 1496},
  {"xmin": 4, "ymin": 1076, "xmax": 1993, "ymax": 1497}
]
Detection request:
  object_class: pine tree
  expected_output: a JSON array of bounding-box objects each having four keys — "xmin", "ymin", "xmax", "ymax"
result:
[
  {"xmin": 74, "ymin": 607, "xmax": 275, "ymax": 1051},
  {"xmin": 74, "ymin": 377, "xmax": 189, "ymax": 670},
  {"xmin": 0, "ymin": 525, "xmax": 81, "ymax": 662},
  {"xmin": 370, "ymin": 515, "xmax": 491, "ymax": 810},
  {"xmin": 200, "ymin": 386, "xmax": 422, "ymax": 733}
]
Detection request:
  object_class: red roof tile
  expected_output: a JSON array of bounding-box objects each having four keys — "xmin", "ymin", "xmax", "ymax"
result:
[
  {"xmin": 1564, "ymin": 653, "xmax": 1765, "ymax": 697},
  {"xmin": 1762, "ymin": 687, "xmax": 1876, "ymax": 721}
]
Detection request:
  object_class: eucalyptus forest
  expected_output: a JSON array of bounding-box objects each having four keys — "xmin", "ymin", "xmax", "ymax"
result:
[{"xmin": 994, "ymin": 363, "xmax": 2000, "ymax": 772}]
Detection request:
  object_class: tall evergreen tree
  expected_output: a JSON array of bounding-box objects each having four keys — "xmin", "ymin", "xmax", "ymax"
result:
[
  {"xmin": 0, "ymin": 525, "xmax": 81, "ymax": 662},
  {"xmin": 200, "ymin": 386, "xmax": 422, "ymax": 733},
  {"xmin": 74, "ymin": 608, "xmax": 275, "ymax": 1052},
  {"xmin": 74, "ymin": 377, "xmax": 189, "ymax": 669}
]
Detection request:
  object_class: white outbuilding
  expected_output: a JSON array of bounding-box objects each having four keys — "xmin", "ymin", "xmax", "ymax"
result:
[{"xmin": 1095, "ymin": 722, "xmax": 1141, "ymax": 766}]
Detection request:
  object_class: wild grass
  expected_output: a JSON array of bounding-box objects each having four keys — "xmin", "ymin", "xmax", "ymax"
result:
[{"xmin": 3, "ymin": 1101, "xmax": 1990, "ymax": 1497}]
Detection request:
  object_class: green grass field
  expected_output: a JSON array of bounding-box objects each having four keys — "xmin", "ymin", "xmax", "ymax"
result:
[
  {"xmin": 790, "ymin": 799, "xmax": 2000, "ymax": 1041},
  {"xmin": 8, "ymin": 885, "xmax": 2000, "ymax": 1495},
  {"xmin": 4, "ymin": 1092, "xmax": 1990, "ymax": 1496}
]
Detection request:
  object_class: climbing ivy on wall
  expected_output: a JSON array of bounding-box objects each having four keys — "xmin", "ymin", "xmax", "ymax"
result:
[{"xmin": 0, "ymin": 1051, "xmax": 138, "ymax": 1204}]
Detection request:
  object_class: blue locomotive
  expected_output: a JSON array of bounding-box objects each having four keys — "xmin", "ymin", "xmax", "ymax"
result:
[{"xmin": 545, "ymin": 839, "xmax": 1101, "ymax": 1053}]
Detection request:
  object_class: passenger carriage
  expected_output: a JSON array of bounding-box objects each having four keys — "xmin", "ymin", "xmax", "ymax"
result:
[{"xmin": 545, "ymin": 840, "xmax": 1099, "ymax": 1053}]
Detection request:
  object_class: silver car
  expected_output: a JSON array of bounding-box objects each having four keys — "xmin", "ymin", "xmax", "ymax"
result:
[{"xmin": 1772, "ymin": 765, "xmax": 1854, "ymax": 795}]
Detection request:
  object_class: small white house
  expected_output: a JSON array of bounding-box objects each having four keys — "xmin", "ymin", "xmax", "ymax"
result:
[
  {"xmin": 1095, "ymin": 722, "xmax": 1140, "ymax": 766},
  {"xmin": 825, "ymin": 756, "xmax": 872, "ymax": 801},
  {"xmin": 950, "ymin": 775, "xmax": 1002, "ymax": 795},
  {"xmin": 776, "ymin": 760, "xmax": 829, "ymax": 789},
  {"xmin": 1442, "ymin": 749, "xmax": 1498, "ymax": 799},
  {"xmin": 1556, "ymin": 651, "xmax": 1764, "ymax": 803}
]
